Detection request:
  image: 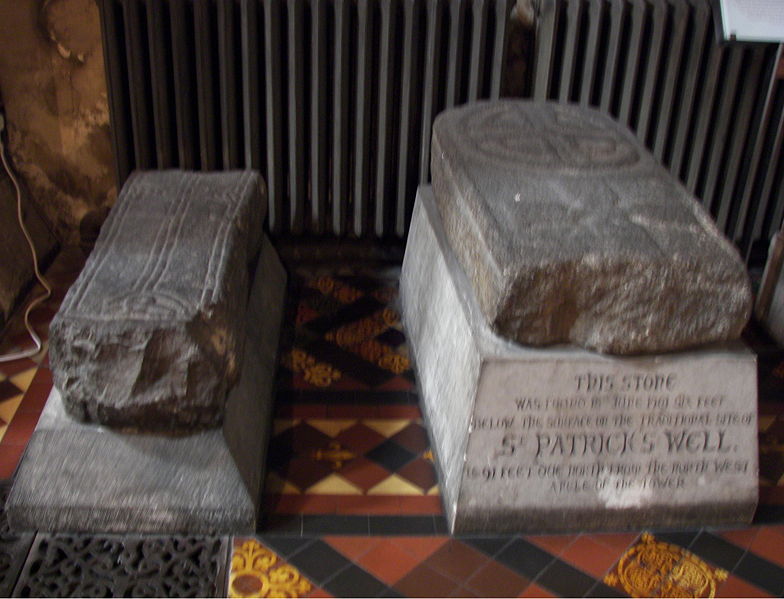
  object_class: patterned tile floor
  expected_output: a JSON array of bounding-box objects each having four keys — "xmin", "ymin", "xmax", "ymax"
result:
[{"xmin": 1, "ymin": 249, "xmax": 784, "ymax": 597}]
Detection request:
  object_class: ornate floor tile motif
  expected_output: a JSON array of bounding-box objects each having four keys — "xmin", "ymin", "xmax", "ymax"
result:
[
  {"xmin": 604, "ymin": 533, "xmax": 728, "ymax": 598},
  {"xmin": 229, "ymin": 538, "xmax": 314, "ymax": 598},
  {"xmin": 13, "ymin": 533, "xmax": 228, "ymax": 598}
]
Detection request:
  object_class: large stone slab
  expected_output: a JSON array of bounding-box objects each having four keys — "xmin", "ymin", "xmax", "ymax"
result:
[
  {"xmin": 7, "ymin": 235, "xmax": 286, "ymax": 534},
  {"xmin": 401, "ymin": 186, "xmax": 758, "ymax": 533},
  {"xmin": 431, "ymin": 101, "xmax": 752, "ymax": 354},
  {"xmin": 50, "ymin": 170, "xmax": 265, "ymax": 433}
]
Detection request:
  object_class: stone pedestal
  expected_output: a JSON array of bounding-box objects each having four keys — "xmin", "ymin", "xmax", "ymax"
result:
[
  {"xmin": 6, "ymin": 236, "xmax": 286, "ymax": 534},
  {"xmin": 401, "ymin": 186, "xmax": 759, "ymax": 534}
]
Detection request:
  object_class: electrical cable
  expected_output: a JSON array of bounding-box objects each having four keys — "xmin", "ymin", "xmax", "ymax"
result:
[{"xmin": 0, "ymin": 112, "xmax": 53, "ymax": 363}]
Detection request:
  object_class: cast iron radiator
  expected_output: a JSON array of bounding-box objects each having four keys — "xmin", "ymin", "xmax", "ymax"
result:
[
  {"xmin": 532, "ymin": 0, "xmax": 784, "ymax": 261},
  {"xmin": 97, "ymin": 0, "xmax": 512, "ymax": 238}
]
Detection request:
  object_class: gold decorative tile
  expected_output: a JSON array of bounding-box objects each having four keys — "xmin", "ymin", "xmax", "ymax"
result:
[
  {"xmin": 229, "ymin": 539, "xmax": 312, "ymax": 599},
  {"xmin": 363, "ymin": 419, "xmax": 411, "ymax": 438},
  {"xmin": 308, "ymin": 420, "xmax": 358, "ymax": 438},
  {"xmin": 604, "ymin": 533, "xmax": 727, "ymax": 598},
  {"xmin": 311, "ymin": 441, "xmax": 357, "ymax": 469}
]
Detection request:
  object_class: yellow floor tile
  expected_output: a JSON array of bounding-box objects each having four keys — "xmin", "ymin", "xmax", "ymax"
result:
[
  {"xmin": 306, "ymin": 473, "xmax": 362, "ymax": 495},
  {"xmin": 307, "ymin": 419, "xmax": 358, "ymax": 438},
  {"xmin": 363, "ymin": 419, "xmax": 411, "ymax": 438},
  {"xmin": 368, "ymin": 474, "xmax": 424, "ymax": 496},
  {"xmin": 10, "ymin": 368, "xmax": 36, "ymax": 392}
]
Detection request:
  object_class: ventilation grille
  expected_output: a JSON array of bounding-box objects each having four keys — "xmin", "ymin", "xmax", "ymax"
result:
[
  {"xmin": 532, "ymin": 0, "xmax": 784, "ymax": 261},
  {"xmin": 98, "ymin": 0, "xmax": 512, "ymax": 238}
]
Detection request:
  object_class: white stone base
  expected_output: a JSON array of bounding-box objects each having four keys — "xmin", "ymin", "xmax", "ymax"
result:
[
  {"xmin": 401, "ymin": 186, "xmax": 759, "ymax": 534},
  {"xmin": 7, "ymin": 236, "xmax": 286, "ymax": 534}
]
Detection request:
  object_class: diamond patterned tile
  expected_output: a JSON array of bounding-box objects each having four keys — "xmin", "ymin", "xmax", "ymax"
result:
[
  {"xmin": 396, "ymin": 458, "xmax": 437, "ymax": 492},
  {"xmin": 365, "ymin": 439, "xmax": 416, "ymax": 472},
  {"xmin": 389, "ymin": 422, "xmax": 430, "ymax": 454},
  {"xmin": 0, "ymin": 381, "xmax": 22, "ymax": 403},
  {"xmin": 323, "ymin": 536, "xmax": 381, "ymax": 562},
  {"xmin": 422, "ymin": 540, "xmax": 490, "ymax": 583}
]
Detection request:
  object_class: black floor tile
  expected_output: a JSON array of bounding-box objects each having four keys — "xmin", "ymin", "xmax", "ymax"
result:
[
  {"xmin": 433, "ymin": 515, "xmax": 449, "ymax": 534},
  {"xmin": 733, "ymin": 551, "xmax": 784, "ymax": 596},
  {"xmin": 650, "ymin": 530, "xmax": 700, "ymax": 549},
  {"xmin": 323, "ymin": 564, "xmax": 388, "ymax": 598},
  {"xmin": 378, "ymin": 588, "xmax": 405, "ymax": 598},
  {"xmin": 365, "ymin": 440, "xmax": 416, "ymax": 472},
  {"xmin": 285, "ymin": 540, "xmax": 353, "ymax": 586},
  {"xmin": 460, "ymin": 536, "xmax": 514, "ymax": 558},
  {"xmin": 302, "ymin": 515, "xmax": 370, "ymax": 535},
  {"xmin": 260, "ymin": 514, "xmax": 303, "ymax": 535},
  {"xmin": 258, "ymin": 535, "xmax": 315, "ymax": 559},
  {"xmin": 494, "ymin": 538, "xmax": 556, "ymax": 579},
  {"xmin": 585, "ymin": 581, "xmax": 628, "ymax": 597},
  {"xmin": 368, "ymin": 516, "xmax": 436, "ymax": 535},
  {"xmin": 753, "ymin": 505, "xmax": 784, "ymax": 524},
  {"xmin": 687, "ymin": 531, "xmax": 746, "ymax": 571},
  {"xmin": 536, "ymin": 559, "xmax": 596, "ymax": 598}
]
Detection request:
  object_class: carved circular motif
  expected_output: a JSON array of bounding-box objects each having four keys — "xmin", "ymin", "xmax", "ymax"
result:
[
  {"xmin": 607, "ymin": 534, "xmax": 727, "ymax": 598},
  {"xmin": 453, "ymin": 103, "xmax": 641, "ymax": 172}
]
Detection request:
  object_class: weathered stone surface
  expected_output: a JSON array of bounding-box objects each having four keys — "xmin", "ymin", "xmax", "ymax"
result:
[
  {"xmin": 0, "ymin": 170, "xmax": 58, "ymax": 329},
  {"xmin": 50, "ymin": 170, "xmax": 265, "ymax": 432},
  {"xmin": 401, "ymin": 186, "xmax": 758, "ymax": 533},
  {"xmin": 0, "ymin": 0, "xmax": 114, "ymax": 246},
  {"xmin": 431, "ymin": 101, "xmax": 752, "ymax": 354},
  {"xmin": 8, "ymin": 236, "xmax": 286, "ymax": 534}
]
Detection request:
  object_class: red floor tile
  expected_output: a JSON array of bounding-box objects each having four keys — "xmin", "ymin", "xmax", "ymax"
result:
[
  {"xmin": 0, "ymin": 358, "xmax": 37, "ymax": 378},
  {"xmin": 719, "ymin": 527, "xmax": 759, "ymax": 551},
  {"xmin": 464, "ymin": 558, "xmax": 530, "ymax": 597},
  {"xmin": 267, "ymin": 494, "xmax": 339, "ymax": 514},
  {"xmin": 749, "ymin": 527, "xmax": 784, "ymax": 567},
  {"xmin": 1, "ymin": 411, "xmax": 41, "ymax": 445},
  {"xmin": 588, "ymin": 532, "xmax": 639, "ymax": 553},
  {"xmin": 560, "ymin": 535, "xmax": 626, "ymax": 578},
  {"xmin": 394, "ymin": 564, "xmax": 461, "ymax": 598},
  {"xmin": 278, "ymin": 405, "xmax": 329, "ymax": 418},
  {"xmin": 334, "ymin": 494, "xmax": 401, "ymax": 515},
  {"xmin": 518, "ymin": 582, "xmax": 557, "ymax": 597},
  {"xmin": 324, "ymin": 536, "xmax": 382, "ymax": 562},
  {"xmin": 423, "ymin": 540, "xmax": 490, "ymax": 582},
  {"xmin": 398, "ymin": 495, "xmax": 443, "ymax": 515},
  {"xmin": 357, "ymin": 539, "xmax": 421, "ymax": 584},
  {"xmin": 390, "ymin": 536, "xmax": 449, "ymax": 562},
  {"xmin": 526, "ymin": 534, "xmax": 578, "ymax": 557},
  {"xmin": 375, "ymin": 405, "xmax": 422, "ymax": 419},
  {"xmin": 447, "ymin": 587, "xmax": 481, "ymax": 597},
  {"xmin": 716, "ymin": 574, "xmax": 774, "ymax": 597},
  {"xmin": 305, "ymin": 587, "xmax": 334, "ymax": 598}
]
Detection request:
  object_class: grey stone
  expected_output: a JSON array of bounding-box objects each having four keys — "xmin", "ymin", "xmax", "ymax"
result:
[
  {"xmin": 7, "ymin": 236, "xmax": 286, "ymax": 534},
  {"xmin": 401, "ymin": 186, "xmax": 758, "ymax": 533},
  {"xmin": 49, "ymin": 169, "xmax": 265, "ymax": 433},
  {"xmin": 431, "ymin": 101, "xmax": 752, "ymax": 354}
]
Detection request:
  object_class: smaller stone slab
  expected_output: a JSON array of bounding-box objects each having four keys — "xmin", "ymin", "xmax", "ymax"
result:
[
  {"xmin": 431, "ymin": 101, "xmax": 752, "ymax": 354},
  {"xmin": 401, "ymin": 186, "xmax": 758, "ymax": 533},
  {"xmin": 49, "ymin": 170, "xmax": 265, "ymax": 432},
  {"xmin": 7, "ymin": 236, "xmax": 286, "ymax": 534}
]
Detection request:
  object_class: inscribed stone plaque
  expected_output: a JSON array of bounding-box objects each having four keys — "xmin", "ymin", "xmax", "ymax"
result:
[
  {"xmin": 431, "ymin": 101, "xmax": 752, "ymax": 354},
  {"xmin": 49, "ymin": 170, "xmax": 265, "ymax": 432},
  {"xmin": 401, "ymin": 187, "xmax": 758, "ymax": 533}
]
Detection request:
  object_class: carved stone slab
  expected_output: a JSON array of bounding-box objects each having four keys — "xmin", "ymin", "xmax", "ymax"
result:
[
  {"xmin": 8, "ymin": 236, "xmax": 286, "ymax": 534},
  {"xmin": 401, "ymin": 187, "xmax": 758, "ymax": 533},
  {"xmin": 49, "ymin": 170, "xmax": 265, "ymax": 432},
  {"xmin": 431, "ymin": 101, "xmax": 752, "ymax": 354}
]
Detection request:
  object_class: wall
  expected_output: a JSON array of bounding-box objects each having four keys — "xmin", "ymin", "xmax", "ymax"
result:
[{"xmin": 0, "ymin": 0, "xmax": 115, "ymax": 248}]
